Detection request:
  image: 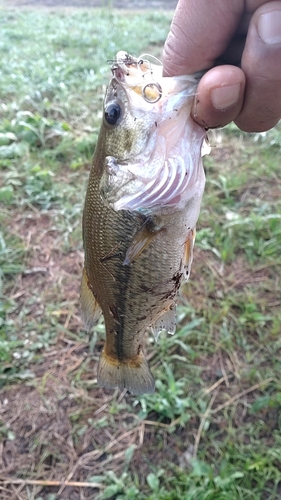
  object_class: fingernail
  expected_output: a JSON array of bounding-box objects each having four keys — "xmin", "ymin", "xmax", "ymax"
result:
[
  {"xmin": 258, "ymin": 11, "xmax": 281, "ymax": 44},
  {"xmin": 211, "ymin": 84, "xmax": 240, "ymax": 110}
]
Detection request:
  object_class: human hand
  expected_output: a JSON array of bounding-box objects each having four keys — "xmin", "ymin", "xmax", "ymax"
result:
[{"xmin": 163, "ymin": 0, "xmax": 281, "ymax": 132}]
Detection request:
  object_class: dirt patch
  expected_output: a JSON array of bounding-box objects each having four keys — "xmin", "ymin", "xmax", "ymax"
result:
[
  {"xmin": 7, "ymin": 210, "xmax": 82, "ymax": 341},
  {"xmin": 0, "ymin": 347, "xmax": 145, "ymax": 499}
]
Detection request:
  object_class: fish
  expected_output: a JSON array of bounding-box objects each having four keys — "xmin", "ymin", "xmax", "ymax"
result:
[{"xmin": 81, "ymin": 51, "xmax": 208, "ymax": 395}]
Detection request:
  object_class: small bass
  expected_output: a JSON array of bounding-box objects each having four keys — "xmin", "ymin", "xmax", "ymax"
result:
[{"xmin": 81, "ymin": 51, "xmax": 207, "ymax": 395}]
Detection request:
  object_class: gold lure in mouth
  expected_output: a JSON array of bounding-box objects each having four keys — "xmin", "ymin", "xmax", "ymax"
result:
[{"xmin": 141, "ymin": 82, "xmax": 162, "ymax": 103}]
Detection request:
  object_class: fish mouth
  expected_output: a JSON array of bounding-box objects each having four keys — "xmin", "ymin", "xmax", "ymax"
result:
[
  {"xmin": 110, "ymin": 51, "xmax": 163, "ymax": 104},
  {"xmin": 110, "ymin": 52, "xmax": 139, "ymax": 81}
]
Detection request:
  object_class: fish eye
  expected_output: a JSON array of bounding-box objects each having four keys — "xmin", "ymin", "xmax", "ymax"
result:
[{"xmin": 104, "ymin": 101, "xmax": 122, "ymax": 126}]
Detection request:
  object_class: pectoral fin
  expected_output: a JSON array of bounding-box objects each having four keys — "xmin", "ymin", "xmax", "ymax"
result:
[
  {"xmin": 151, "ymin": 305, "xmax": 177, "ymax": 342},
  {"xmin": 183, "ymin": 228, "xmax": 196, "ymax": 280},
  {"xmin": 123, "ymin": 218, "xmax": 163, "ymax": 265},
  {"xmin": 80, "ymin": 266, "xmax": 102, "ymax": 331}
]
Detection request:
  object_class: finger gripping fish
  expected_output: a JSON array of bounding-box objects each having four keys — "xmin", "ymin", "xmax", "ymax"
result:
[{"xmin": 81, "ymin": 51, "xmax": 208, "ymax": 395}]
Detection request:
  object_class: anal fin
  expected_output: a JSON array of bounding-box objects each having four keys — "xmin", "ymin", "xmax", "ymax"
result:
[
  {"xmin": 151, "ymin": 305, "xmax": 177, "ymax": 342},
  {"xmin": 123, "ymin": 218, "xmax": 163, "ymax": 265},
  {"xmin": 80, "ymin": 266, "xmax": 102, "ymax": 331},
  {"xmin": 97, "ymin": 350, "xmax": 155, "ymax": 395}
]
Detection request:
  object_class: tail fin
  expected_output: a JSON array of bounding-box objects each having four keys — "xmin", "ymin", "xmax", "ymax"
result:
[{"xmin": 97, "ymin": 351, "xmax": 155, "ymax": 395}]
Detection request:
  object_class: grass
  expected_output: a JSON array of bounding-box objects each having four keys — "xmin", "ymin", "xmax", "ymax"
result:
[{"xmin": 0, "ymin": 6, "xmax": 281, "ymax": 500}]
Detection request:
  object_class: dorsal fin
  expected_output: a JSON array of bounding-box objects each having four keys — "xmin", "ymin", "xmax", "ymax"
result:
[{"xmin": 80, "ymin": 267, "xmax": 102, "ymax": 331}]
